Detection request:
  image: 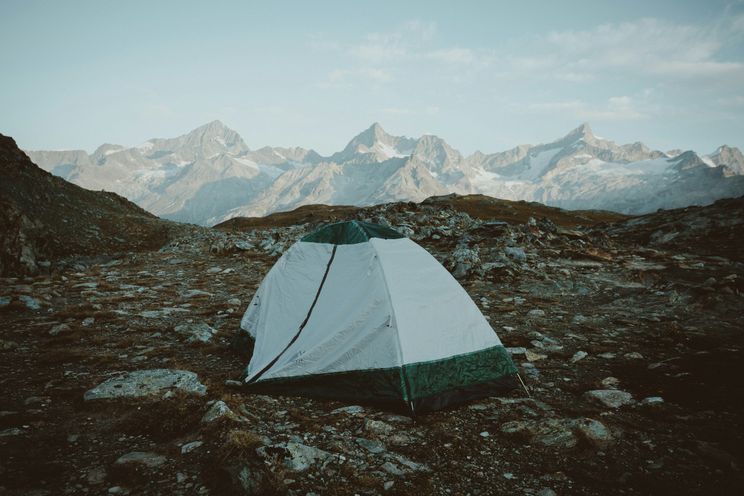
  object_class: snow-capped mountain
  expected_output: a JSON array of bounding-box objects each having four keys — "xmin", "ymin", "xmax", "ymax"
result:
[
  {"xmin": 27, "ymin": 121, "xmax": 319, "ymax": 224},
  {"xmin": 26, "ymin": 121, "xmax": 744, "ymax": 225}
]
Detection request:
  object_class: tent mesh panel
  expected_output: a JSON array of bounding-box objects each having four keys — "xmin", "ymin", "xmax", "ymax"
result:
[{"xmin": 301, "ymin": 220, "xmax": 405, "ymax": 245}]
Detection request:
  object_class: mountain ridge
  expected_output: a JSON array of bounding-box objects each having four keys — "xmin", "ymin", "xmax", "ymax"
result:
[{"xmin": 25, "ymin": 121, "xmax": 744, "ymax": 226}]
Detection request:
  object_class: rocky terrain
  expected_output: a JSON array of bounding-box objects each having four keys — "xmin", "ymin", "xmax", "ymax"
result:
[
  {"xmin": 1, "ymin": 183, "xmax": 743, "ymax": 494},
  {"xmin": 0, "ymin": 134, "xmax": 187, "ymax": 276},
  {"xmin": 26, "ymin": 121, "xmax": 744, "ymax": 225}
]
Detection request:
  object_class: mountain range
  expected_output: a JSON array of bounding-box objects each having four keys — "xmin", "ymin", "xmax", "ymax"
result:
[{"xmin": 26, "ymin": 121, "xmax": 744, "ymax": 226}]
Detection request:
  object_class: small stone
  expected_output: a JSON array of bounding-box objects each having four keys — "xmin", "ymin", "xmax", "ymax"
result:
[
  {"xmin": 86, "ymin": 466, "xmax": 107, "ymax": 485},
  {"xmin": 382, "ymin": 461, "xmax": 405, "ymax": 476},
  {"xmin": 181, "ymin": 440, "xmax": 203, "ymax": 454},
  {"xmin": 600, "ymin": 377, "xmax": 620, "ymax": 389},
  {"xmin": 227, "ymin": 298, "xmax": 241, "ymax": 306},
  {"xmin": 384, "ymin": 481, "xmax": 394, "ymax": 491},
  {"xmin": 641, "ymin": 396, "xmax": 664, "ymax": 407},
  {"xmin": 281, "ymin": 442, "xmax": 333, "ymax": 472},
  {"xmin": 114, "ymin": 451, "xmax": 167, "ymax": 468},
  {"xmin": 365, "ymin": 419, "xmax": 394, "ymax": 436},
  {"xmin": 479, "ymin": 431, "xmax": 490, "ymax": 438},
  {"xmin": 537, "ymin": 488, "xmax": 557, "ymax": 496},
  {"xmin": 355, "ymin": 437, "xmax": 386, "ymax": 454},
  {"xmin": 571, "ymin": 351, "xmax": 588, "ymax": 363},
  {"xmin": 584, "ymin": 389, "xmax": 635, "ymax": 409},
  {"xmin": 49, "ymin": 323, "xmax": 71, "ymax": 336},
  {"xmin": 575, "ymin": 418, "xmax": 614, "ymax": 449},
  {"xmin": 82, "ymin": 317, "xmax": 95, "ymax": 327},
  {"xmin": 525, "ymin": 350, "xmax": 547, "ymax": 362},
  {"xmin": 108, "ymin": 487, "xmax": 128, "ymax": 495},
  {"xmin": 19, "ymin": 295, "xmax": 41, "ymax": 310},
  {"xmin": 201, "ymin": 400, "xmax": 241, "ymax": 423},
  {"xmin": 624, "ymin": 352, "xmax": 644, "ymax": 360},
  {"xmin": 598, "ymin": 352, "xmax": 616, "ymax": 359},
  {"xmin": 174, "ymin": 322, "xmax": 217, "ymax": 344},
  {"xmin": 176, "ymin": 472, "xmax": 187, "ymax": 483},
  {"xmin": 504, "ymin": 247, "xmax": 527, "ymax": 261},
  {"xmin": 527, "ymin": 309, "xmax": 546, "ymax": 318},
  {"xmin": 506, "ymin": 347, "xmax": 527, "ymax": 356},
  {"xmin": 330, "ymin": 405, "xmax": 364, "ymax": 415}
]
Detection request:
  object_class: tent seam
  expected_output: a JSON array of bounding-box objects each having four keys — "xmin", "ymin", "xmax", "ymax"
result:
[{"xmin": 370, "ymin": 238, "xmax": 411, "ymax": 405}]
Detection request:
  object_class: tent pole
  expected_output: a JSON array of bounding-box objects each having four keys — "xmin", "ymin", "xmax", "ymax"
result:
[{"xmin": 516, "ymin": 373, "xmax": 531, "ymax": 398}]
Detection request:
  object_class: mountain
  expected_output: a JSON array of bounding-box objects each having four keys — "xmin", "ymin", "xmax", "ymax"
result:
[
  {"xmin": 0, "ymin": 134, "xmax": 181, "ymax": 276},
  {"xmin": 27, "ymin": 120, "xmax": 321, "ymax": 225},
  {"xmin": 26, "ymin": 121, "xmax": 744, "ymax": 225}
]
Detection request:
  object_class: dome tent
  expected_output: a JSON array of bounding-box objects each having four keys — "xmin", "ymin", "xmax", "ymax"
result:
[{"xmin": 238, "ymin": 220, "xmax": 517, "ymax": 413}]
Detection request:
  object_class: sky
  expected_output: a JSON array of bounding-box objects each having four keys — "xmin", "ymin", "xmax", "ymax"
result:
[{"xmin": 2, "ymin": 0, "xmax": 743, "ymax": 155}]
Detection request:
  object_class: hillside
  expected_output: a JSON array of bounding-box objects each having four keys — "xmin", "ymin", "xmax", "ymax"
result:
[{"xmin": 0, "ymin": 134, "xmax": 184, "ymax": 276}]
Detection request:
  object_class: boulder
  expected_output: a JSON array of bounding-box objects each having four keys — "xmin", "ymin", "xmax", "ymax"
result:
[{"xmin": 84, "ymin": 369, "xmax": 207, "ymax": 400}]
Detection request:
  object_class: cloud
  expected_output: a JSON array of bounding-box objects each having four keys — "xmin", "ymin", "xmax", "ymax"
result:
[
  {"xmin": 320, "ymin": 67, "xmax": 393, "ymax": 88},
  {"xmin": 348, "ymin": 20, "xmax": 437, "ymax": 62},
  {"xmin": 426, "ymin": 48, "xmax": 476, "ymax": 65},
  {"xmin": 379, "ymin": 105, "xmax": 440, "ymax": 116},
  {"xmin": 537, "ymin": 18, "xmax": 744, "ymax": 80},
  {"xmin": 525, "ymin": 96, "xmax": 648, "ymax": 121}
]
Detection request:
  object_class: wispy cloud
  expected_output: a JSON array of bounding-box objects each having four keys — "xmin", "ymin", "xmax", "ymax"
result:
[
  {"xmin": 529, "ymin": 17, "xmax": 744, "ymax": 81},
  {"xmin": 524, "ymin": 96, "xmax": 649, "ymax": 122},
  {"xmin": 319, "ymin": 67, "xmax": 393, "ymax": 88}
]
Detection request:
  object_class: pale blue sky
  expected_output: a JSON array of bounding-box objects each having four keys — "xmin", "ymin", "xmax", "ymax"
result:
[{"xmin": 2, "ymin": 0, "xmax": 743, "ymax": 155}]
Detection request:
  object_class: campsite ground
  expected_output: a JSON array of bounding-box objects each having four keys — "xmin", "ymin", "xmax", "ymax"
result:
[{"xmin": 1, "ymin": 196, "xmax": 743, "ymax": 495}]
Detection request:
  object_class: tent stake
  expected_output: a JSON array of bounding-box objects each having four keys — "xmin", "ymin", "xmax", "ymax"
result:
[{"xmin": 516, "ymin": 373, "xmax": 531, "ymax": 398}]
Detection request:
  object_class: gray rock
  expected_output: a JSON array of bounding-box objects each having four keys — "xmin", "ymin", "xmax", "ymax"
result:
[
  {"xmin": 282, "ymin": 442, "xmax": 333, "ymax": 472},
  {"xmin": 584, "ymin": 389, "xmax": 635, "ymax": 409},
  {"xmin": 600, "ymin": 377, "xmax": 620, "ymax": 389},
  {"xmin": 330, "ymin": 405, "xmax": 364, "ymax": 415},
  {"xmin": 49, "ymin": 323, "xmax": 71, "ymax": 336},
  {"xmin": 537, "ymin": 488, "xmax": 557, "ymax": 496},
  {"xmin": 571, "ymin": 351, "xmax": 588, "ymax": 363},
  {"xmin": 501, "ymin": 419, "xmax": 577, "ymax": 448},
  {"xmin": 84, "ymin": 369, "xmax": 207, "ymax": 400},
  {"xmin": 234, "ymin": 241, "xmax": 254, "ymax": 251},
  {"xmin": 575, "ymin": 418, "xmax": 614, "ymax": 449},
  {"xmin": 227, "ymin": 298, "xmax": 241, "ymax": 306},
  {"xmin": 19, "ymin": 295, "xmax": 41, "ymax": 310},
  {"xmin": 82, "ymin": 317, "xmax": 95, "ymax": 327},
  {"xmin": 0, "ymin": 427, "xmax": 25, "ymax": 437},
  {"xmin": 86, "ymin": 466, "xmax": 107, "ymax": 485},
  {"xmin": 181, "ymin": 440, "xmax": 203, "ymax": 454},
  {"xmin": 182, "ymin": 289, "xmax": 213, "ymax": 298},
  {"xmin": 641, "ymin": 396, "xmax": 664, "ymax": 407},
  {"xmin": 201, "ymin": 400, "xmax": 244, "ymax": 423},
  {"xmin": 504, "ymin": 246, "xmax": 527, "ymax": 261},
  {"xmin": 114, "ymin": 451, "xmax": 167, "ymax": 468},
  {"xmin": 527, "ymin": 309, "xmax": 546, "ymax": 318},
  {"xmin": 174, "ymin": 322, "xmax": 217, "ymax": 344},
  {"xmin": 0, "ymin": 296, "xmax": 11, "ymax": 308},
  {"xmin": 381, "ymin": 461, "xmax": 405, "ymax": 476},
  {"xmin": 365, "ymin": 419, "xmax": 394, "ymax": 437},
  {"xmin": 356, "ymin": 437, "xmax": 386, "ymax": 454}
]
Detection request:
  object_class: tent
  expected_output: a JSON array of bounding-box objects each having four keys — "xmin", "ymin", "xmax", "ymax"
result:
[{"xmin": 238, "ymin": 220, "xmax": 517, "ymax": 413}]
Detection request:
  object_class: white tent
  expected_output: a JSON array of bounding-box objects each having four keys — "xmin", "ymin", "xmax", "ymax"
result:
[{"xmin": 238, "ymin": 220, "xmax": 517, "ymax": 413}]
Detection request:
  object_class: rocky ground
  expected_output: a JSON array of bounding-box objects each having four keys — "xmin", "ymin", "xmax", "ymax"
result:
[{"xmin": 1, "ymin": 197, "xmax": 743, "ymax": 495}]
